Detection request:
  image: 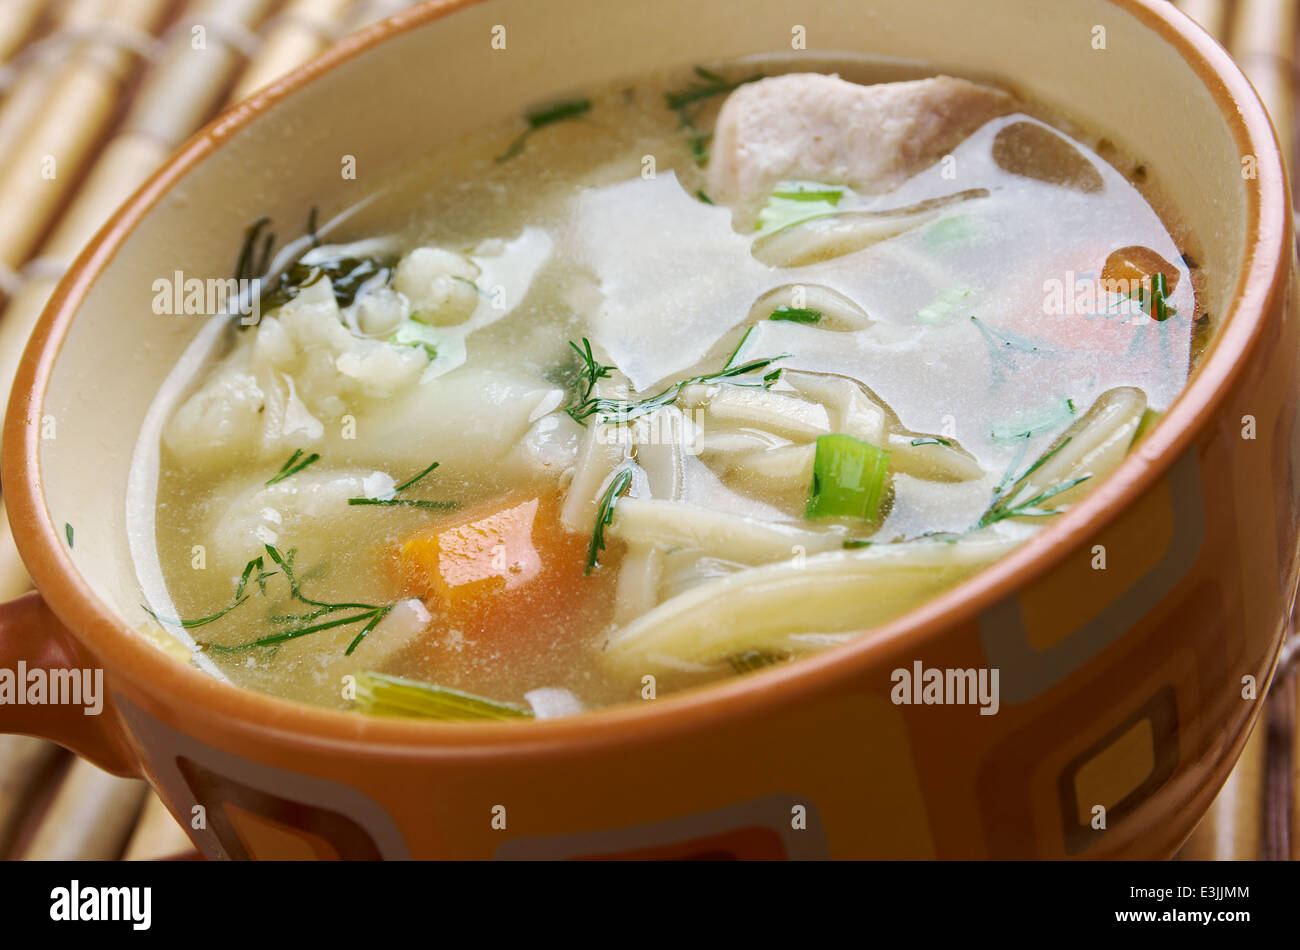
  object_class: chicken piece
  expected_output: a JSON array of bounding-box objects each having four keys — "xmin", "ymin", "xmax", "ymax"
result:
[{"xmin": 707, "ymin": 74, "xmax": 1016, "ymax": 210}]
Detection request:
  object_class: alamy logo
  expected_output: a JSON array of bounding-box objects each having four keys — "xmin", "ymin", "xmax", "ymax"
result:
[
  {"xmin": 152, "ymin": 271, "xmax": 261, "ymax": 325},
  {"xmin": 0, "ymin": 663, "xmax": 103, "ymax": 715},
  {"xmin": 49, "ymin": 881, "xmax": 151, "ymax": 930},
  {"xmin": 890, "ymin": 661, "xmax": 1000, "ymax": 715}
]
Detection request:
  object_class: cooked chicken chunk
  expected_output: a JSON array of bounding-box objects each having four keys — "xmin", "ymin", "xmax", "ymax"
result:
[{"xmin": 707, "ymin": 73, "xmax": 1016, "ymax": 209}]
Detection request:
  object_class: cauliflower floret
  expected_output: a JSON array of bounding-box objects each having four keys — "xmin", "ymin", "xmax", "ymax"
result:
[
  {"xmin": 394, "ymin": 247, "xmax": 480, "ymax": 325},
  {"xmin": 210, "ymin": 468, "xmax": 397, "ymax": 567},
  {"xmin": 355, "ymin": 286, "xmax": 409, "ymax": 336},
  {"xmin": 163, "ymin": 347, "xmax": 265, "ymax": 465}
]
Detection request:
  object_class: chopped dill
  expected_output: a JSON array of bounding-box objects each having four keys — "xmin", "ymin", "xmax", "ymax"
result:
[
  {"xmin": 347, "ymin": 460, "xmax": 458, "ymax": 510},
  {"xmin": 976, "ymin": 435, "xmax": 1091, "ymax": 528},
  {"xmin": 266, "ymin": 448, "xmax": 321, "ymax": 486},
  {"xmin": 769, "ymin": 306, "xmax": 822, "ymax": 323},
  {"xmin": 496, "ymin": 97, "xmax": 593, "ymax": 162},
  {"xmin": 665, "ymin": 65, "xmax": 763, "ymax": 165},
  {"xmin": 586, "ymin": 463, "xmax": 635, "ymax": 573},
  {"xmin": 567, "ymin": 330, "xmax": 788, "ymax": 425}
]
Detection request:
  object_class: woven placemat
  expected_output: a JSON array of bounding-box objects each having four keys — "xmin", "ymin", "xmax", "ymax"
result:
[
  {"xmin": 0, "ymin": 0, "xmax": 1294, "ymax": 861},
  {"xmin": 0, "ymin": 0, "xmax": 417, "ymax": 861}
]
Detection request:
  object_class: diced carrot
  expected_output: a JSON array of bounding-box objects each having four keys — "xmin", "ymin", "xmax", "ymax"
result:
[
  {"xmin": 397, "ymin": 493, "xmax": 612, "ymax": 658},
  {"xmin": 401, "ymin": 496, "xmax": 545, "ymax": 610}
]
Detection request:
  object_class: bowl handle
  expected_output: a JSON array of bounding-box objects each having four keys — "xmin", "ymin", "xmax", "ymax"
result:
[{"xmin": 0, "ymin": 591, "xmax": 140, "ymax": 777}]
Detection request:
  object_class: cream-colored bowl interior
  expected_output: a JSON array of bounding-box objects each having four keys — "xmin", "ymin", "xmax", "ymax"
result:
[{"xmin": 36, "ymin": 0, "xmax": 1248, "ymax": 638}]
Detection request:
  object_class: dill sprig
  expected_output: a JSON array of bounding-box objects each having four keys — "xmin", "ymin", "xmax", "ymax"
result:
[
  {"xmin": 566, "ymin": 333, "xmax": 788, "ymax": 425},
  {"xmin": 586, "ymin": 463, "xmax": 635, "ymax": 573},
  {"xmin": 976, "ymin": 436, "xmax": 1091, "ymax": 528},
  {"xmin": 569, "ymin": 337, "xmax": 614, "ymax": 402},
  {"xmin": 234, "ymin": 216, "xmax": 274, "ymax": 284},
  {"xmin": 143, "ymin": 553, "xmax": 276, "ymax": 630},
  {"xmin": 265, "ymin": 448, "xmax": 321, "ymax": 486},
  {"xmin": 206, "ymin": 544, "xmax": 393, "ymax": 656},
  {"xmin": 665, "ymin": 65, "xmax": 763, "ymax": 165},
  {"xmin": 496, "ymin": 97, "xmax": 593, "ymax": 162},
  {"xmin": 347, "ymin": 460, "xmax": 459, "ymax": 510}
]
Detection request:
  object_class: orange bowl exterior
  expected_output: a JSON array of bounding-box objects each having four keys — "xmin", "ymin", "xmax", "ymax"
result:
[{"xmin": 0, "ymin": 0, "xmax": 1295, "ymax": 858}]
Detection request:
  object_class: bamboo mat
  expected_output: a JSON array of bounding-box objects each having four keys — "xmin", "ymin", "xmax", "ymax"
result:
[{"xmin": 0, "ymin": 0, "xmax": 1295, "ymax": 861}]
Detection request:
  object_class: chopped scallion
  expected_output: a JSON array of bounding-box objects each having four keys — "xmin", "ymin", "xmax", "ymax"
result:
[{"xmin": 805, "ymin": 433, "xmax": 891, "ymax": 522}]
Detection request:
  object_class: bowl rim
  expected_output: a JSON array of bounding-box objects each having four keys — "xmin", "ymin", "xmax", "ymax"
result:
[{"xmin": 2, "ymin": 0, "xmax": 1290, "ymax": 757}]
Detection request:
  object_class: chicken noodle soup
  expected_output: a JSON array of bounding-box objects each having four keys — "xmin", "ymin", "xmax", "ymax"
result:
[{"xmin": 134, "ymin": 59, "xmax": 1204, "ymax": 717}]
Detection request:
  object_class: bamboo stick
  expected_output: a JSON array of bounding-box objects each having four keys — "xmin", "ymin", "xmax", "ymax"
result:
[
  {"xmin": 1229, "ymin": 0, "xmax": 1296, "ymax": 173},
  {"xmin": 1261, "ymin": 663, "xmax": 1294, "ymax": 860},
  {"xmin": 344, "ymin": 0, "xmax": 415, "ymax": 32},
  {"xmin": 123, "ymin": 792, "xmax": 194, "ymax": 860},
  {"xmin": 227, "ymin": 0, "xmax": 355, "ymax": 104},
  {"xmin": 0, "ymin": 735, "xmax": 61, "ymax": 858},
  {"xmin": 1174, "ymin": 0, "xmax": 1230, "ymax": 42},
  {"xmin": 0, "ymin": 0, "xmax": 174, "ymax": 284},
  {"xmin": 0, "ymin": 0, "xmax": 117, "ymax": 165},
  {"xmin": 0, "ymin": 0, "xmax": 45, "ymax": 66},
  {"xmin": 129, "ymin": 0, "xmax": 280, "ymax": 148},
  {"xmin": 0, "ymin": 0, "xmax": 278, "ymax": 600},
  {"xmin": 20, "ymin": 758, "xmax": 147, "ymax": 860},
  {"xmin": 1178, "ymin": 717, "xmax": 1267, "ymax": 859}
]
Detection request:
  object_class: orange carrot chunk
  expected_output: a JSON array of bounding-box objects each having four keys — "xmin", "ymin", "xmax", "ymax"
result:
[{"xmin": 398, "ymin": 494, "xmax": 606, "ymax": 650}]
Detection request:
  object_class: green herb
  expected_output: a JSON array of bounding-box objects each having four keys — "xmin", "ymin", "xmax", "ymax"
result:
[
  {"xmin": 354, "ymin": 670, "xmax": 532, "ymax": 720},
  {"xmin": 842, "ymin": 539, "xmax": 874, "ymax": 548},
  {"xmin": 1150, "ymin": 272, "xmax": 1174, "ymax": 322},
  {"xmin": 923, "ymin": 215, "xmax": 977, "ymax": 248},
  {"xmin": 771, "ymin": 185, "xmax": 844, "ymax": 203},
  {"xmin": 347, "ymin": 498, "xmax": 460, "ymax": 510},
  {"xmin": 665, "ymin": 65, "xmax": 764, "ymax": 110},
  {"xmin": 910, "ymin": 437, "xmax": 952, "ymax": 446},
  {"xmin": 728, "ymin": 650, "xmax": 788, "ymax": 674},
  {"xmin": 496, "ymin": 97, "xmax": 593, "ymax": 162},
  {"xmin": 566, "ymin": 338, "xmax": 788, "ymax": 425},
  {"xmin": 266, "ymin": 448, "xmax": 321, "ymax": 486},
  {"xmin": 143, "ymin": 553, "xmax": 274, "ymax": 630},
  {"xmin": 203, "ymin": 545, "xmax": 393, "ymax": 656},
  {"xmin": 696, "ymin": 189, "xmax": 715, "ymax": 204},
  {"xmin": 234, "ymin": 555, "xmax": 277, "ymax": 599},
  {"xmin": 387, "ymin": 320, "xmax": 441, "ymax": 360},
  {"xmin": 393, "ymin": 460, "xmax": 441, "ymax": 492},
  {"xmin": 234, "ymin": 217, "xmax": 274, "ymax": 284},
  {"xmin": 805, "ymin": 433, "xmax": 891, "ymax": 522},
  {"xmin": 914, "ymin": 285, "xmax": 977, "ymax": 325},
  {"xmin": 264, "ymin": 256, "xmax": 395, "ymax": 310},
  {"xmin": 569, "ymin": 338, "xmax": 614, "ymax": 402},
  {"xmin": 769, "ymin": 307, "xmax": 822, "ymax": 324},
  {"xmin": 976, "ymin": 435, "xmax": 1091, "ymax": 528},
  {"xmin": 970, "ymin": 315, "xmax": 1050, "ymax": 385},
  {"xmin": 64, "ymin": 523, "xmax": 73, "ymax": 547},
  {"xmin": 989, "ymin": 398, "xmax": 1076, "ymax": 442},
  {"xmin": 586, "ymin": 463, "xmax": 635, "ymax": 573},
  {"xmin": 347, "ymin": 460, "xmax": 458, "ymax": 510},
  {"xmin": 756, "ymin": 180, "xmax": 843, "ymax": 233},
  {"xmin": 306, "ymin": 206, "xmax": 320, "ymax": 248},
  {"xmin": 665, "ymin": 66, "xmax": 763, "ymax": 165}
]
